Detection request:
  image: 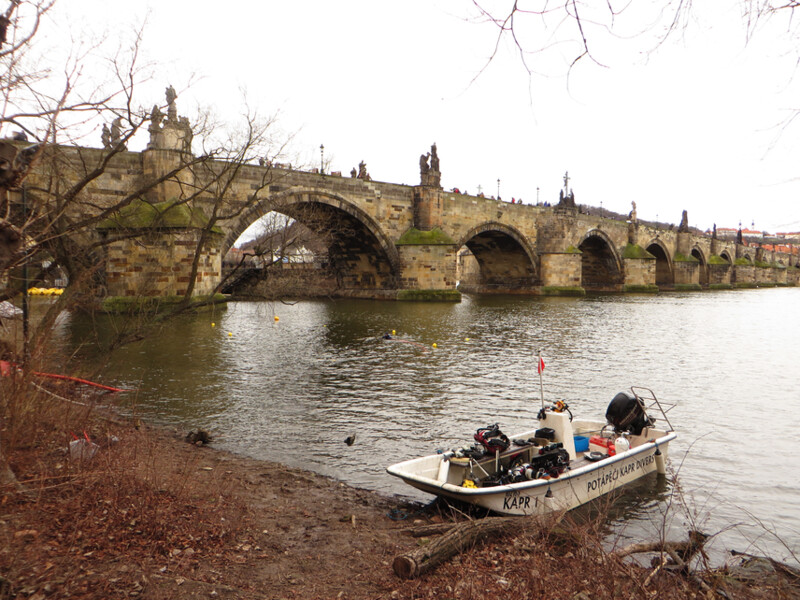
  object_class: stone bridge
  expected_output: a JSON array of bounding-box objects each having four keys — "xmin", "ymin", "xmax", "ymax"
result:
[{"xmin": 22, "ymin": 137, "xmax": 800, "ymax": 304}]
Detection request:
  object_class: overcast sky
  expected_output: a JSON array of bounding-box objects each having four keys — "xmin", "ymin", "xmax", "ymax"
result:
[{"xmin": 55, "ymin": 1, "xmax": 800, "ymax": 235}]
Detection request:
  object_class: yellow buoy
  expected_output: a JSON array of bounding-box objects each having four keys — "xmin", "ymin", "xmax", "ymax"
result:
[
  {"xmin": 392, "ymin": 330, "xmax": 396, "ymax": 335},
  {"xmin": 432, "ymin": 343, "xmax": 437, "ymax": 348},
  {"xmin": 228, "ymin": 332, "xmax": 233, "ymax": 337},
  {"xmin": 465, "ymin": 338, "xmax": 470, "ymax": 342},
  {"xmin": 274, "ymin": 316, "xmax": 279, "ymax": 322},
  {"xmin": 211, "ymin": 322, "xmax": 215, "ymax": 327}
]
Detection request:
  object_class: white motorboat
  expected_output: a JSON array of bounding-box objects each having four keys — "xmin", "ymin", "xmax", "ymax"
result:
[{"xmin": 387, "ymin": 387, "xmax": 676, "ymax": 516}]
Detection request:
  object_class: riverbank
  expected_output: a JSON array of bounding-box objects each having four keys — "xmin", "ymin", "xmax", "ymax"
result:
[{"xmin": 1, "ymin": 392, "xmax": 798, "ymax": 599}]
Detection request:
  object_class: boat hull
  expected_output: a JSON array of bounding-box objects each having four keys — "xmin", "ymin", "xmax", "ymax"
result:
[{"xmin": 387, "ymin": 433, "xmax": 676, "ymax": 516}]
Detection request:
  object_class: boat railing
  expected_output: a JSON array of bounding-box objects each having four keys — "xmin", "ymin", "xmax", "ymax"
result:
[{"xmin": 630, "ymin": 386, "xmax": 676, "ymax": 432}]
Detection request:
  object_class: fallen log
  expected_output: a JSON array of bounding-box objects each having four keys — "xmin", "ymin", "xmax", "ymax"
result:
[{"xmin": 394, "ymin": 516, "xmax": 516, "ymax": 579}]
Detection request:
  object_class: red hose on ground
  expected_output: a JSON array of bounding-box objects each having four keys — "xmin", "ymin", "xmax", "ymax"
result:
[
  {"xmin": 31, "ymin": 371, "xmax": 127, "ymax": 393},
  {"xmin": 0, "ymin": 361, "xmax": 127, "ymax": 392}
]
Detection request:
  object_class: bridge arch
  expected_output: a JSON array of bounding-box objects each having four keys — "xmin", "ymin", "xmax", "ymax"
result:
[
  {"xmin": 578, "ymin": 229, "xmax": 623, "ymax": 292},
  {"xmin": 456, "ymin": 222, "xmax": 538, "ymax": 292},
  {"xmin": 644, "ymin": 238, "xmax": 673, "ymax": 287},
  {"xmin": 225, "ymin": 187, "xmax": 401, "ymax": 291},
  {"xmin": 719, "ymin": 249, "xmax": 734, "ymax": 264},
  {"xmin": 691, "ymin": 245, "xmax": 708, "ymax": 286}
]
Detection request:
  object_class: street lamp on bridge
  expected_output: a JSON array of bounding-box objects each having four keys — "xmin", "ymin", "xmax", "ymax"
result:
[
  {"xmin": 320, "ymin": 144, "xmax": 324, "ymax": 175},
  {"xmin": 497, "ymin": 178, "xmax": 500, "ymax": 199}
]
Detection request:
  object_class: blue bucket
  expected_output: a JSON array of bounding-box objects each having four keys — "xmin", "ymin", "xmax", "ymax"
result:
[{"xmin": 573, "ymin": 435, "xmax": 589, "ymax": 452}]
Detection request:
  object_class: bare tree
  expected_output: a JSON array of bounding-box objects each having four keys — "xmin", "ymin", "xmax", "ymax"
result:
[
  {"xmin": 0, "ymin": 1, "xmax": 292, "ymax": 485},
  {"xmin": 470, "ymin": 1, "xmax": 800, "ymax": 75}
]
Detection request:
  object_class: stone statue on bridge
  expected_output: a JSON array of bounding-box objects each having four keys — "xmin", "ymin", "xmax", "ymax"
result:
[
  {"xmin": 420, "ymin": 143, "xmax": 441, "ymax": 188},
  {"xmin": 145, "ymin": 85, "xmax": 193, "ymax": 153},
  {"xmin": 678, "ymin": 210, "xmax": 689, "ymax": 233},
  {"xmin": 357, "ymin": 161, "xmax": 371, "ymax": 181},
  {"xmin": 101, "ymin": 124, "xmax": 112, "ymax": 149},
  {"xmin": 628, "ymin": 201, "xmax": 637, "ymax": 222},
  {"xmin": 178, "ymin": 116, "xmax": 193, "ymax": 153},
  {"xmin": 110, "ymin": 117, "xmax": 126, "ymax": 150},
  {"xmin": 556, "ymin": 171, "xmax": 576, "ymax": 209},
  {"xmin": 147, "ymin": 104, "xmax": 165, "ymax": 150},
  {"xmin": 166, "ymin": 85, "xmax": 178, "ymax": 122},
  {"xmin": 419, "ymin": 152, "xmax": 429, "ymax": 175},
  {"xmin": 557, "ymin": 188, "xmax": 576, "ymax": 209}
]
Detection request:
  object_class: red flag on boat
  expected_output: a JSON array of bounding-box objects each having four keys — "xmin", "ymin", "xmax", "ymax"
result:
[{"xmin": 537, "ymin": 356, "xmax": 545, "ymax": 374}]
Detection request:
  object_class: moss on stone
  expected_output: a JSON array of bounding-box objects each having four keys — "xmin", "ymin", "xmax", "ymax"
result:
[
  {"xmin": 396, "ymin": 289, "xmax": 461, "ymax": 302},
  {"xmin": 622, "ymin": 284, "xmax": 659, "ymax": 294},
  {"xmin": 734, "ymin": 258, "xmax": 752, "ymax": 266},
  {"xmin": 733, "ymin": 281, "xmax": 757, "ymax": 288},
  {"xmin": 101, "ymin": 293, "xmax": 228, "ymax": 313},
  {"xmin": 709, "ymin": 283, "xmax": 732, "ymax": 290},
  {"xmin": 708, "ymin": 254, "xmax": 730, "ymax": 265},
  {"xmin": 674, "ymin": 253, "xmax": 699, "ymax": 263},
  {"xmin": 540, "ymin": 286, "xmax": 586, "ymax": 296},
  {"xmin": 564, "ymin": 245, "xmax": 582, "ymax": 254},
  {"xmin": 97, "ymin": 198, "xmax": 223, "ymax": 233},
  {"xmin": 396, "ymin": 227, "xmax": 455, "ymax": 245},
  {"xmin": 673, "ymin": 283, "xmax": 702, "ymax": 291},
  {"xmin": 621, "ymin": 244, "xmax": 654, "ymax": 260},
  {"xmin": 754, "ymin": 260, "xmax": 771, "ymax": 269}
]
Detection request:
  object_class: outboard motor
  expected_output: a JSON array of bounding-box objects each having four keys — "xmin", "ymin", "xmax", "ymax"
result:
[{"xmin": 606, "ymin": 391, "xmax": 654, "ymax": 436}]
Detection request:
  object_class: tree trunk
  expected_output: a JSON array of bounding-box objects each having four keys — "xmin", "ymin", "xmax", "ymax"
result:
[{"xmin": 393, "ymin": 517, "xmax": 519, "ymax": 579}]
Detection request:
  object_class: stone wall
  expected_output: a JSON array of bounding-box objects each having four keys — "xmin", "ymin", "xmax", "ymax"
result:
[{"xmin": 104, "ymin": 229, "xmax": 222, "ymax": 298}]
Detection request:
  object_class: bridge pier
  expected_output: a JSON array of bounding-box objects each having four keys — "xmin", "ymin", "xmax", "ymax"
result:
[
  {"xmin": 621, "ymin": 246, "xmax": 658, "ymax": 293},
  {"xmin": 96, "ymin": 142, "xmax": 225, "ymax": 310},
  {"xmin": 396, "ymin": 242, "xmax": 460, "ymax": 300},
  {"xmin": 708, "ymin": 262, "xmax": 733, "ymax": 288},
  {"xmin": 539, "ymin": 251, "xmax": 584, "ymax": 295},
  {"xmin": 673, "ymin": 257, "xmax": 702, "ymax": 290},
  {"xmin": 97, "ymin": 199, "xmax": 224, "ymax": 309}
]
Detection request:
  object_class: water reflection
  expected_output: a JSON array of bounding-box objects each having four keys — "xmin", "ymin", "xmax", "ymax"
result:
[{"xmin": 54, "ymin": 289, "xmax": 800, "ymax": 561}]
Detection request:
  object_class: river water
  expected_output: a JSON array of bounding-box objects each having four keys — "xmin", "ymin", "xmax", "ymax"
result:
[{"xmin": 56, "ymin": 288, "xmax": 800, "ymax": 563}]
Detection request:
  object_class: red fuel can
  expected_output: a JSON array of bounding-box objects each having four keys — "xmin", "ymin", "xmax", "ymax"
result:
[{"xmin": 589, "ymin": 435, "xmax": 616, "ymax": 456}]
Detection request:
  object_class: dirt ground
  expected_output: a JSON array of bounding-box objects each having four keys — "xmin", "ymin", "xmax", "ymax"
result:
[
  {"xmin": 2, "ymin": 410, "xmax": 799, "ymax": 600},
  {"xmin": 1, "ymin": 416, "xmax": 427, "ymax": 599}
]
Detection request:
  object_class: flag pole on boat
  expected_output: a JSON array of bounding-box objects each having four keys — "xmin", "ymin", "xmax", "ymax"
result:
[{"xmin": 537, "ymin": 350, "xmax": 545, "ymax": 409}]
